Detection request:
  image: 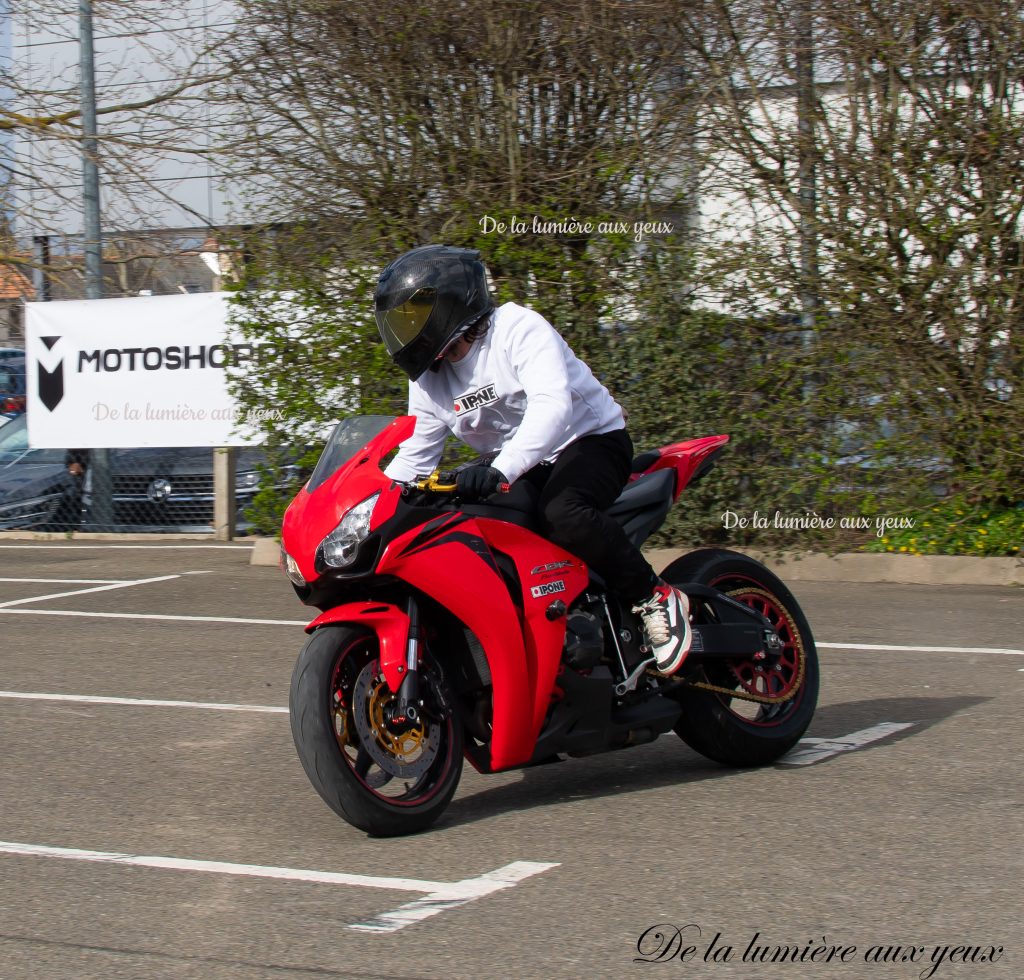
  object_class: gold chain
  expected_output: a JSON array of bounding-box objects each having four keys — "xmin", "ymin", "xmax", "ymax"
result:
[{"xmin": 683, "ymin": 587, "xmax": 807, "ymax": 705}]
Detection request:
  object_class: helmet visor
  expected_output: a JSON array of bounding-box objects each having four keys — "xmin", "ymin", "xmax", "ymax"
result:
[{"xmin": 376, "ymin": 288, "xmax": 436, "ymax": 356}]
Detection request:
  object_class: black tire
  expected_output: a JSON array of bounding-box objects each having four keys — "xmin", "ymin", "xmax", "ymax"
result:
[
  {"xmin": 661, "ymin": 548, "xmax": 819, "ymax": 766},
  {"xmin": 289, "ymin": 625, "xmax": 464, "ymax": 837}
]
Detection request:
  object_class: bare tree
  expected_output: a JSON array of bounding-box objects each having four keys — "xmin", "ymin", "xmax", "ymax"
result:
[
  {"xmin": 673, "ymin": 0, "xmax": 1024, "ymax": 503},
  {"xmin": 225, "ymin": 1, "xmax": 699, "ymax": 332},
  {"xmin": 1, "ymin": 0, "xmax": 241, "ymax": 293},
  {"xmin": 217, "ymin": 0, "xmax": 723, "ymax": 534},
  {"xmin": 224, "ymin": 0, "xmax": 1024, "ymax": 537}
]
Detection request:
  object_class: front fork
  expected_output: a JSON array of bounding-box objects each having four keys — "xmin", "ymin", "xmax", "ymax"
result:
[
  {"xmin": 306, "ymin": 598, "xmax": 427, "ymax": 729},
  {"xmin": 390, "ymin": 596, "xmax": 422, "ymax": 727}
]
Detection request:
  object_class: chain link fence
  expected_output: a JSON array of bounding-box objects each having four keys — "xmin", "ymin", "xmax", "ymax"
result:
[
  {"xmin": 0, "ymin": 232, "xmax": 294, "ymax": 536},
  {"xmin": 0, "ymin": 413, "xmax": 293, "ymax": 534}
]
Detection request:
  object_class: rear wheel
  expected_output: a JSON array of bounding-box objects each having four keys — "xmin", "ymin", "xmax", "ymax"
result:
[
  {"xmin": 662, "ymin": 548, "xmax": 818, "ymax": 766},
  {"xmin": 289, "ymin": 625, "xmax": 463, "ymax": 836}
]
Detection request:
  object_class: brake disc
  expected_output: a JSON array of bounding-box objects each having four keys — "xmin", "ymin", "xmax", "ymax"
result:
[{"xmin": 350, "ymin": 660, "xmax": 440, "ymax": 779}]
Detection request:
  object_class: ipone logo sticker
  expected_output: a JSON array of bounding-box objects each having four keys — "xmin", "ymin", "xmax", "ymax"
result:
[{"xmin": 530, "ymin": 579, "xmax": 566, "ymax": 599}]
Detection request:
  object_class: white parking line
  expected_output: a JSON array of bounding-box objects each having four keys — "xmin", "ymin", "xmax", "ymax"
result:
[
  {"xmin": 0, "ymin": 690, "xmax": 286, "ymax": 714},
  {"xmin": 819, "ymin": 641, "xmax": 1024, "ymax": 656},
  {"xmin": 0, "ymin": 544, "xmax": 252, "ymax": 550},
  {"xmin": 0, "ymin": 605, "xmax": 1020, "ymax": 660},
  {"xmin": 350, "ymin": 861, "xmax": 561, "ymax": 933},
  {"xmin": 0, "ymin": 608, "xmax": 305, "ymax": 626},
  {"xmin": 0, "ymin": 692, "xmax": 918, "ymax": 770},
  {"xmin": 0, "ymin": 841, "xmax": 558, "ymax": 934},
  {"xmin": 0, "ymin": 577, "xmax": 128, "ymax": 584},
  {"xmin": 779, "ymin": 722, "xmax": 915, "ymax": 766},
  {"xmin": 0, "ymin": 574, "xmax": 181, "ymax": 609}
]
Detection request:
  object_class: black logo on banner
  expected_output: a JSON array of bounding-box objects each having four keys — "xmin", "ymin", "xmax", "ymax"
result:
[{"xmin": 37, "ymin": 336, "xmax": 64, "ymax": 411}]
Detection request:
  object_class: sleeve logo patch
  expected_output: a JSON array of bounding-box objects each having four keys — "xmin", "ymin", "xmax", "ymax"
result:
[{"xmin": 454, "ymin": 383, "xmax": 498, "ymax": 415}]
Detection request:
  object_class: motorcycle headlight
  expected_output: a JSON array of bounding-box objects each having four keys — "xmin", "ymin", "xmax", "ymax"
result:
[
  {"xmin": 316, "ymin": 492, "xmax": 379, "ymax": 570},
  {"xmin": 280, "ymin": 545, "xmax": 306, "ymax": 588}
]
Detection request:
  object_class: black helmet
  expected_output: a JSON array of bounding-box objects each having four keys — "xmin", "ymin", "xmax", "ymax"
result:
[{"xmin": 374, "ymin": 245, "xmax": 493, "ymax": 381}]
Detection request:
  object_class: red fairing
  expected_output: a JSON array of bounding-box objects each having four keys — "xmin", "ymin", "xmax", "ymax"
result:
[
  {"xmin": 634, "ymin": 434, "xmax": 730, "ymax": 499},
  {"xmin": 376, "ymin": 513, "xmax": 586, "ymax": 771},
  {"xmin": 305, "ymin": 602, "xmax": 411, "ymax": 694},
  {"xmin": 282, "ymin": 416, "xmax": 413, "ymax": 584},
  {"xmin": 482, "ymin": 520, "xmax": 588, "ymax": 743}
]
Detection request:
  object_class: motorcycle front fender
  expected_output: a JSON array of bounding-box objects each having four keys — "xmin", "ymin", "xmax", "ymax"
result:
[{"xmin": 305, "ymin": 602, "xmax": 410, "ymax": 694}]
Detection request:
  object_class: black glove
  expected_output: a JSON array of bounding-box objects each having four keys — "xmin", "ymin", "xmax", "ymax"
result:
[{"xmin": 455, "ymin": 465, "xmax": 507, "ymax": 501}]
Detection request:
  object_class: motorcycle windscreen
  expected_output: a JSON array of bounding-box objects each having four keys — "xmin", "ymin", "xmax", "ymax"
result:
[{"xmin": 307, "ymin": 416, "xmax": 395, "ymax": 493}]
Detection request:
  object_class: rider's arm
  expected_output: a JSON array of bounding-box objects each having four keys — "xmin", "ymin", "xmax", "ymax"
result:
[
  {"xmin": 382, "ymin": 381, "xmax": 450, "ymax": 482},
  {"xmin": 491, "ymin": 310, "xmax": 573, "ymax": 483}
]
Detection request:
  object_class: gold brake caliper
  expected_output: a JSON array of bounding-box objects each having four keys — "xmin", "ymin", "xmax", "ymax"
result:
[{"xmin": 367, "ymin": 677, "xmax": 427, "ymax": 760}]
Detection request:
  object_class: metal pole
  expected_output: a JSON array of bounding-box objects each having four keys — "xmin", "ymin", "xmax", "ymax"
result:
[
  {"xmin": 79, "ymin": 0, "xmax": 112, "ymax": 527},
  {"xmin": 794, "ymin": 1, "xmax": 819, "ymax": 422},
  {"xmin": 80, "ymin": 0, "xmax": 102, "ymax": 301},
  {"xmin": 795, "ymin": 3, "xmax": 818, "ymax": 337},
  {"xmin": 33, "ymin": 235, "xmax": 52, "ymax": 302}
]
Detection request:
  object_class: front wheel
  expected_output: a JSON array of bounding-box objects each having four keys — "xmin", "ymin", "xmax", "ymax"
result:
[
  {"xmin": 662, "ymin": 548, "xmax": 819, "ymax": 766},
  {"xmin": 289, "ymin": 625, "xmax": 463, "ymax": 836}
]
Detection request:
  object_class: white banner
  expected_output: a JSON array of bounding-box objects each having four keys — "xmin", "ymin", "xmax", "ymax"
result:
[{"xmin": 25, "ymin": 292, "xmax": 276, "ymax": 448}]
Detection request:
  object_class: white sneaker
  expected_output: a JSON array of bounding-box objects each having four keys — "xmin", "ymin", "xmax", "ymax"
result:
[{"xmin": 632, "ymin": 582, "xmax": 692, "ymax": 675}]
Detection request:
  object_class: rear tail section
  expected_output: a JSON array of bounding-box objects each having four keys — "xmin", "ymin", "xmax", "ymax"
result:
[{"xmin": 630, "ymin": 434, "xmax": 729, "ymax": 500}]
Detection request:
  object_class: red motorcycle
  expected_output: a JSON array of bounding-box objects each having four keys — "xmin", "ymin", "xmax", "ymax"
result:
[{"xmin": 281, "ymin": 416, "xmax": 818, "ymax": 836}]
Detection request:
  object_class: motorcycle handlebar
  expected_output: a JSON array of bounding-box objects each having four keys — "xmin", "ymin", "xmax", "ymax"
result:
[
  {"xmin": 413, "ymin": 471, "xmax": 458, "ymax": 494},
  {"xmin": 407, "ymin": 470, "xmax": 510, "ymax": 495}
]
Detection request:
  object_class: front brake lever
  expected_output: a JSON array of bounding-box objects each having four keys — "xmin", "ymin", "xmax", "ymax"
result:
[
  {"xmin": 412, "ymin": 470, "xmax": 458, "ymax": 494},
  {"xmin": 408, "ymin": 470, "xmax": 511, "ymax": 497}
]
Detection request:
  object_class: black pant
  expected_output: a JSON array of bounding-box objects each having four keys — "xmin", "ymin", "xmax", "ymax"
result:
[{"xmin": 519, "ymin": 429, "xmax": 658, "ymax": 603}]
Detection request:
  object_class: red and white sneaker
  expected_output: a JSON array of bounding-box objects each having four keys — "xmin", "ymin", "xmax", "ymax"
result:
[{"xmin": 632, "ymin": 582, "xmax": 692, "ymax": 675}]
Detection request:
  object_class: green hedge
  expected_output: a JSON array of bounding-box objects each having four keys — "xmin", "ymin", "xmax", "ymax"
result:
[{"xmin": 861, "ymin": 497, "xmax": 1024, "ymax": 558}]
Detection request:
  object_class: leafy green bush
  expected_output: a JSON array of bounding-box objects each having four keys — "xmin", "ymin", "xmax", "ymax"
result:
[
  {"xmin": 225, "ymin": 236, "xmax": 1017, "ymax": 554},
  {"xmin": 861, "ymin": 497, "xmax": 1023, "ymax": 557}
]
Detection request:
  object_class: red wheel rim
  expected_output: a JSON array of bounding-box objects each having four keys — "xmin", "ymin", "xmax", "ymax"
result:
[
  {"xmin": 708, "ymin": 573, "xmax": 806, "ymax": 722},
  {"xmin": 329, "ymin": 640, "xmax": 455, "ymax": 806}
]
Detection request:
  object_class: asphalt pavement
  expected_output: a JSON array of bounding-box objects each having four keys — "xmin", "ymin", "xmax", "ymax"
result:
[{"xmin": 0, "ymin": 541, "xmax": 1020, "ymax": 979}]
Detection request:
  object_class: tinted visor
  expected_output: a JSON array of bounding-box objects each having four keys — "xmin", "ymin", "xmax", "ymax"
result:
[{"xmin": 376, "ymin": 288, "xmax": 436, "ymax": 356}]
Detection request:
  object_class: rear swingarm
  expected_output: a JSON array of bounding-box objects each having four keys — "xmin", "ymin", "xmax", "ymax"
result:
[{"xmin": 683, "ymin": 583, "xmax": 784, "ymax": 664}]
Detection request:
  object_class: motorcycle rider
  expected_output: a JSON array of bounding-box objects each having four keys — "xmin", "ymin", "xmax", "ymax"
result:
[{"xmin": 375, "ymin": 244, "xmax": 691, "ymax": 674}]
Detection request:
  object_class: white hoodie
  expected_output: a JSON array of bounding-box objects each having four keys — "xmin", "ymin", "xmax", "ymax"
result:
[{"xmin": 384, "ymin": 302, "xmax": 625, "ymax": 483}]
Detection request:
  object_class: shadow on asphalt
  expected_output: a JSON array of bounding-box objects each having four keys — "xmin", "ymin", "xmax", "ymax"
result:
[
  {"xmin": 443, "ymin": 745, "xmax": 724, "ymax": 830},
  {"xmin": 807, "ymin": 695, "xmax": 989, "ymax": 740},
  {"xmin": 441, "ymin": 695, "xmax": 988, "ymax": 830}
]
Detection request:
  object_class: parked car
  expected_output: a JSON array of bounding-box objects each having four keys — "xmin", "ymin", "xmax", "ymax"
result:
[
  {"xmin": 0, "ymin": 414, "xmax": 80, "ymax": 529},
  {"xmin": 0, "ymin": 413, "xmax": 290, "ymax": 532},
  {"xmin": 81, "ymin": 445, "xmax": 291, "ymax": 532},
  {"xmin": 0, "ymin": 356, "xmax": 26, "ymax": 418}
]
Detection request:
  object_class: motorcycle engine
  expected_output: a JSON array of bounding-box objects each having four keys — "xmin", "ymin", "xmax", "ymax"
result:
[{"xmin": 563, "ymin": 610, "xmax": 605, "ymax": 669}]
